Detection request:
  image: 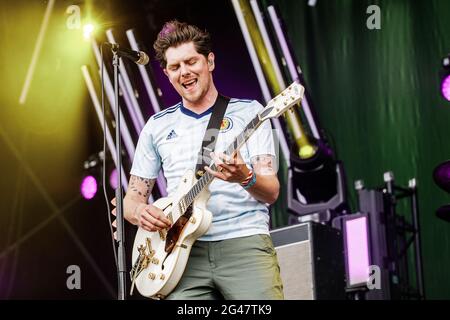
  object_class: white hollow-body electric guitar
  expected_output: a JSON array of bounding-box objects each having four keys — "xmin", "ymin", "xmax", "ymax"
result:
[{"xmin": 130, "ymin": 82, "xmax": 305, "ymax": 299}]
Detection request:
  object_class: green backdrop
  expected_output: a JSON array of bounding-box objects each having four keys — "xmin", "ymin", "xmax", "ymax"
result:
[{"xmin": 266, "ymin": 0, "xmax": 450, "ymax": 299}]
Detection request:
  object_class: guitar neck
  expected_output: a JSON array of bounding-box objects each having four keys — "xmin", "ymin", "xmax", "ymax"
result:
[
  {"xmin": 182, "ymin": 114, "xmax": 263, "ymax": 207},
  {"xmin": 177, "ymin": 81, "xmax": 305, "ymax": 214}
]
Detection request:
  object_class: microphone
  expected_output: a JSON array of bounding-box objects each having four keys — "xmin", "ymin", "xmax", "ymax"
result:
[{"xmin": 105, "ymin": 42, "xmax": 150, "ymax": 66}]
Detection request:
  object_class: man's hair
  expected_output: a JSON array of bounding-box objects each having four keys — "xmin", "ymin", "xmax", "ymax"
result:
[{"xmin": 153, "ymin": 20, "xmax": 212, "ymax": 68}]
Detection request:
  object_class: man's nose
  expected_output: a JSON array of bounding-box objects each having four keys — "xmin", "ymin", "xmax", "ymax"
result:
[{"xmin": 180, "ymin": 64, "xmax": 190, "ymax": 77}]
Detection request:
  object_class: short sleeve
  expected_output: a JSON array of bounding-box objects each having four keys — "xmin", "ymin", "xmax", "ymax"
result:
[{"xmin": 130, "ymin": 120, "xmax": 161, "ymax": 179}]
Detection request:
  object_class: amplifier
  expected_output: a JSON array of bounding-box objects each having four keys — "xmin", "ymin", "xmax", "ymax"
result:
[{"xmin": 270, "ymin": 222, "xmax": 346, "ymax": 300}]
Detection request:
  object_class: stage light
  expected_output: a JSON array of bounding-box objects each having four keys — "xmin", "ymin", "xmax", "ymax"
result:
[
  {"xmin": 299, "ymin": 145, "xmax": 316, "ymax": 159},
  {"xmin": 441, "ymin": 74, "xmax": 450, "ymax": 102},
  {"xmin": 433, "ymin": 160, "xmax": 450, "ymax": 193},
  {"xmin": 81, "ymin": 175, "xmax": 97, "ymax": 200},
  {"xmin": 441, "ymin": 54, "xmax": 450, "ymax": 101},
  {"xmin": 436, "ymin": 204, "xmax": 450, "ymax": 222},
  {"xmin": 343, "ymin": 214, "xmax": 371, "ymax": 288},
  {"xmin": 109, "ymin": 168, "xmax": 118, "ymax": 190},
  {"xmin": 433, "ymin": 160, "xmax": 450, "ymax": 223},
  {"xmin": 83, "ymin": 23, "xmax": 95, "ymax": 40}
]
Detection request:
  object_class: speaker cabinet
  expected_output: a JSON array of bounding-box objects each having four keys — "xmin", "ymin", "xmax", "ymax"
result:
[{"xmin": 270, "ymin": 222, "xmax": 346, "ymax": 300}]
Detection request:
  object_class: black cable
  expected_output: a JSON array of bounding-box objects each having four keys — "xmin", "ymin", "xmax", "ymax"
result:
[{"xmin": 101, "ymin": 43, "xmax": 118, "ymax": 269}]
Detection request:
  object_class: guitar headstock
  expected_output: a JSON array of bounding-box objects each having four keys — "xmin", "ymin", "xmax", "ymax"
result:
[{"xmin": 258, "ymin": 82, "xmax": 305, "ymax": 121}]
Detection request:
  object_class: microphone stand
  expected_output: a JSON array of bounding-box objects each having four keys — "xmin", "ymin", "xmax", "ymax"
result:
[{"xmin": 112, "ymin": 47, "xmax": 127, "ymax": 300}]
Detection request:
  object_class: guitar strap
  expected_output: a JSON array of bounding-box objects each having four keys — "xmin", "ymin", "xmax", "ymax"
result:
[{"xmin": 194, "ymin": 94, "xmax": 230, "ymax": 179}]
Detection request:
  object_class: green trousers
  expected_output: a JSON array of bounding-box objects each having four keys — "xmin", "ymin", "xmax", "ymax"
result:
[{"xmin": 166, "ymin": 234, "xmax": 284, "ymax": 300}]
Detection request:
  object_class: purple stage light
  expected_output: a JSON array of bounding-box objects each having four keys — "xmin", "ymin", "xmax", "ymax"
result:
[
  {"xmin": 344, "ymin": 215, "xmax": 371, "ymax": 287},
  {"xmin": 433, "ymin": 160, "xmax": 450, "ymax": 193},
  {"xmin": 109, "ymin": 168, "xmax": 118, "ymax": 190},
  {"xmin": 81, "ymin": 175, "xmax": 97, "ymax": 200},
  {"xmin": 441, "ymin": 74, "xmax": 450, "ymax": 101}
]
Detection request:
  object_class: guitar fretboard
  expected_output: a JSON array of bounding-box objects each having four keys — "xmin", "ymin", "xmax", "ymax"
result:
[{"xmin": 180, "ymin": 114, "xmax": 262, "ymax": 209}]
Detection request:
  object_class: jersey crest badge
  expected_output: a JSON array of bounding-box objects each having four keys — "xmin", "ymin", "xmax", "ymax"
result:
[{"xmin": 220, "ymin": 117, "xmax": 233, "ymax": 133}]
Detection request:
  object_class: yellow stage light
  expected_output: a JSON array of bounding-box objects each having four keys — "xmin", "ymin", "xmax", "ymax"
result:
[{"xmin": 83, "ymin": 23, "xmax": 95, "ymax": 40}]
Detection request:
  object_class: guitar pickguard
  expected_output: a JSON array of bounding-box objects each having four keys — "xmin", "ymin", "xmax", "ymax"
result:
[{"xmin": 165, "ymin": 204, "xmax": 193, "ymax": 253}]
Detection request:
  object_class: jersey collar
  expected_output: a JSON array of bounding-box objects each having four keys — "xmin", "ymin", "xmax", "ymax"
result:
[{"xmin": 180, "ymin": 104, "xmax": 214, "ymax": 119}]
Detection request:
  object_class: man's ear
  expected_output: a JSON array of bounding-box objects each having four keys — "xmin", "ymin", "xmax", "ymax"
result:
[
  {"xmin": 163, "ymin": 68, "xmax": 169, "ymax": 77},
  {"xmin": 207, "ymin": 52, "xmax": 215, "ymax": 71}
]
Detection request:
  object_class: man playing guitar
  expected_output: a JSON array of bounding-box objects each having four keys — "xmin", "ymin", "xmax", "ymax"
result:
[{"xmin": 124, "ymin": 20, "xmax": 283, "ymax": 300}]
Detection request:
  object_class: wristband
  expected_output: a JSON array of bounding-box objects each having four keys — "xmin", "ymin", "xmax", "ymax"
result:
[
  {"xmin": 242, "ymin": 171, "xmax": 257, "ymax": 190},
  {"xmin": 240, "ymin": 169, "xmax": 253, "ymax": 186}
]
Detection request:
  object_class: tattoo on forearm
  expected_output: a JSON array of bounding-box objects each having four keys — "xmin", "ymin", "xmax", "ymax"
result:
[
  {"xmin": 129, "ymin": 175, "xmax": 155, "ymax": 198},
  {"xmin": 252, "ymin": 155, "xmax": 276, "ymax": 175}
]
